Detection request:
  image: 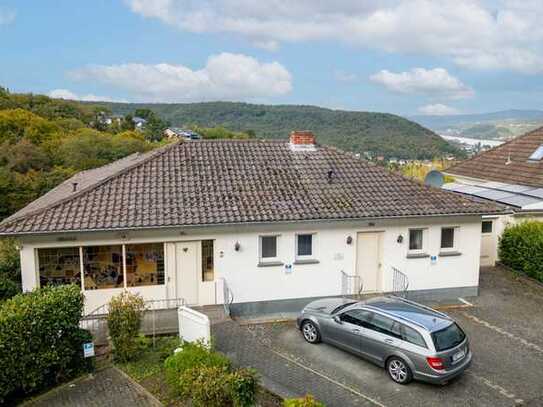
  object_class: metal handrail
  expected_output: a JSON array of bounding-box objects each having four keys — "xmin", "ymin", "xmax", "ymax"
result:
[
  {"xmin": 340, "ymin": 270, "xmax": 362, "ymax": 297},
  {"xmin": 391, "ymin": 266, "xmax": 409, "ymax": 297},
  {"xmin": 219, "ymin": 278, "xmax": 234, "ymax": 317}
]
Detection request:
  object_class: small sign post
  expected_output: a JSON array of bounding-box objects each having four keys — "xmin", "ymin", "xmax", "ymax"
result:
[{"xmin": 83, "ymin": 342, "xmax": 95, "ymax": 358}]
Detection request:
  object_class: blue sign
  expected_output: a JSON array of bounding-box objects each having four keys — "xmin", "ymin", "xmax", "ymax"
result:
[{"xmin": 83, "ymin": 342, "xmax": 95, "ymax": 358}]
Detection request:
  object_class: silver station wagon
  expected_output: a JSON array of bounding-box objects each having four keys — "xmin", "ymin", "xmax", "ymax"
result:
[{"xmin": 296, "ymin": 296, "xmax": 471, "ymax": 384}]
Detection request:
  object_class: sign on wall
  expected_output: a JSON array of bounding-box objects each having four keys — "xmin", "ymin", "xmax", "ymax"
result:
[{"xmin": 83, "ymin": 342, "xmax": 95, "ymax": 358}]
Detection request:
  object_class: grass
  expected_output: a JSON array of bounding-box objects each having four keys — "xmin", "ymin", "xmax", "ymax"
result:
[{"xmin": 115, "ymin": 335, "xmax": 283, "ymax": 407}]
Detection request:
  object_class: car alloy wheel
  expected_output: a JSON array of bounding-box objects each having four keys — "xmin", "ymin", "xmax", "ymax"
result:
[
  {"xmin": 302, "ymin": 321, "xmax": 320, "ymax": 343},
  {"xmin": 387, "ymin": 358, "xmax": 411, "ymax": 384}
]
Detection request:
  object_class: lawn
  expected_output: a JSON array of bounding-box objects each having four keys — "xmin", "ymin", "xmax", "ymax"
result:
[{"xmin": 115, "ymin": 335, "xmax": 283, "ymax": 407}]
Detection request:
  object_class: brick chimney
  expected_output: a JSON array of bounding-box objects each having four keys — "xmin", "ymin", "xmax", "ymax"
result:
[{"xmin": 289, "ymin": 130, "xmax": 316, "ymax": 151}]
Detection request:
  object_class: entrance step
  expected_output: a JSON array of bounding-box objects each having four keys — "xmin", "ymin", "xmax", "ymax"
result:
[{"xmin": 192, "ymin": 304, "xmax": 229, "ymax": 324}]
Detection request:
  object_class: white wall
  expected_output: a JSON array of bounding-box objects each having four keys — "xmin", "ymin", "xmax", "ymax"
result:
[{"xmin": 18, "ymin": 216, "xmax": 483, "ymax": 311}]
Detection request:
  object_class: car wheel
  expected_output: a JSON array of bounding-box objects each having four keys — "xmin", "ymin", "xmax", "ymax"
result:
[
  {"xmin": 386, "ymin": 357, "xmax": 413, "ymax": 384},
  {"xmin": 301, "ymin": 320, "xmax": 321, "ymax": 344}
]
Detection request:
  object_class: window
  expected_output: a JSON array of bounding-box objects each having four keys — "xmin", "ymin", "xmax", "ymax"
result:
[
  {"xmin": 296, "ymin": 233, "xmax": 314, "ymax": 258},
  {"xmin": 431, "ymin": 323, "xmax": 466, "ymax": 352},
  {"xmin": 125, "ymin": 243, "xmax": 164, "ymax": 287},
  {"xmin": 201, "ymin": 240, "xmax": 214, "ymax": 282},
  {"xmin": 528, "ymin": 144, "xmax": 543, "ymax": 161},
  {"xmin": 366, "ymin": 313, "xmax": 403, "ymax": 339},
  {"xmin": 440, "ymin": 227, "xmax": 455, "ymax": 249},
  {"xmin": 481, "ymin": 221, "xmax": 493, "ymax": 234},
  {"xmin": 339, "ymin": 309, "xmax": 372, "ymax": 327},
  {"xmin": 259, "ymin": 235, "xmax": 279, "ymax": 262},
  {"xmin": 83, "ymin": 245, "xmax": 123, "ymax": 289},
  {"xmin": 37, "ymin": 247, "xmax": 81, "ymax": 287},
  {"xmin": 401, "ymin": 325, "xmax": 427, "ymax": 348},
  {"xmin": 408, "ymin": 229, "xmax": 424, "ymax": 251}
]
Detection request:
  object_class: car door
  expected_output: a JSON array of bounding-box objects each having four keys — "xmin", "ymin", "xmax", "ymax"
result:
[
  {"xmin": 325, "ymin": 309, "xmax": 365, "ymax": 355},
  {"xmin": 359, "ymin": 311, "xmax": 403, "ymax": 364}
]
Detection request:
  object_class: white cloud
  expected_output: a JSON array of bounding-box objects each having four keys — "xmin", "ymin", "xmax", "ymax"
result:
[
  {"xmin": 68, "ymin": 53, "xmax": 292, "ymax": 102},
  {"xmin": 0, "ymin": 8, "xmax": 16, "ymax": 25},
  {"xmin": 125, "ymin": 0, "xmax": 543, "ymax": 73},
  {"xmin": 418, "ymin": 103, "xmax": 459, "ymax": 116},
  {"xmin": 48, "ymin": 89, "xmax": 125, "ymax": 103},
  {"xmin": 370, "ymin": 68, "xmax": 474, "ymax": 99}
]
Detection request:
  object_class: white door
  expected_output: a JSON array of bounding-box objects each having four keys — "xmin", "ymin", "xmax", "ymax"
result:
[
  {"xmin": 480, "ymin": 220, "xmax": 496, "ymax": 267},
  {"xmin": 356, "ymin": 232, "xmax": 382, "ymax": 293},
  {"xmin": 176, "ymin": 241, "xmax": 199, "ymax": 305}
]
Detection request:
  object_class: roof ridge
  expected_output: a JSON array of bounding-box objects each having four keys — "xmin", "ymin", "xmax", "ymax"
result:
[
  {"xmin": 447, "ymin": 125, "xmax": 543, "ymax": 174},
  {"xmin": 0, "ymin": 141, "xmax": 181, "ymax": 228}
]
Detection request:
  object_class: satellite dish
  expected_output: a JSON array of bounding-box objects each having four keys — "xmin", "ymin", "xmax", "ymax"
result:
[{"xmin": 424, "ymin": 170, "xmax": 445, "ymax": 188}]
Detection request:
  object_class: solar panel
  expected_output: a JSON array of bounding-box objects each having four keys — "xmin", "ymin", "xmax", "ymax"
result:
[
  {"xmin": 498, "ymin": 184, "xmax": 534, "ymax": 193},
  {"xmin": 523, "ymin": 188, "xmax": 543, "ymax": 199},
  {"xmin": 529, "ymin": 145, "xmax": 543, "ymax": 161},
  {"xmin": 499, "ymin": 195, "xmax": 541, "ymax": 207},
  {"xmin": 474, "ymin": 189, "xmax": 516, "ymax": 200}
]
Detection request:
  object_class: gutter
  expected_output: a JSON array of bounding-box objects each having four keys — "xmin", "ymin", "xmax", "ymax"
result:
[{"xmin": 0, "ymin": 210, "xmax": 511, "ymax": 237}]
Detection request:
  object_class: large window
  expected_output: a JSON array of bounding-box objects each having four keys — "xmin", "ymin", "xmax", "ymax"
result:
[
  {"xmin": 125, "ymin": 243, "xmax": 165, "ymax": 287},
  {"xmin": 83, "ymin": 246, "xmax": 123, "ymax": 290},
  {"xmin": 201, "ymin": 240, "xmax": 214, "ymax": 282},
  {"xmin": 440, "ymin": 227, "xmax": 456, "ymax": 250},
  {"xmin": 259, "ymin": 235, "xmax": 279, "ymax": 263},
  {"xmin": 296, "ymin": 234, "xmax": 314, "ymax": 259},
  {"xmin": 408, "ymin": 229, "xmax": 424, "ymax": 251},
  {"xmin": 37, "ymin": 247, "xmax": 81, "ymax": 287}
]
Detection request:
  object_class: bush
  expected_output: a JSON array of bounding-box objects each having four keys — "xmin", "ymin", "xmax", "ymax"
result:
[
  {"xmin": 107, "ymin": 291, "xmax": 145, "ymax": 362},
  {"xmin": 0, "ymin": 275, "xmax": 19, "ymax": 301},
  {"xmin": 0, "ymin": 238, "xmax": 20, "ymax": 283},
  {"xmin": 164, "ymin": 340, "xmax": 230, "ymax": 393},
  {"xmin": 229, "ymin": 368, "xmax": 259, "ymax": 407},
  {"xmin": 179, "ymin": 366, "xmax": 231, "ymax": 407},
  {"xmin": 0, "ymin": 285, "xmax": 93, "ymax": 402},
  {"xmin": 284, "ymin": 394, "xmax": 326, "ymax": 407},
  {"xmin": 499, "ymin": 221, "xmax": 543, "ymax": 282}
]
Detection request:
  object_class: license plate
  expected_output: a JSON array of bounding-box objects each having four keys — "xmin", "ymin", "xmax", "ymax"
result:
[{"xmin": 452, "ymin": 349, "xmax": 465, "ymax": 363}]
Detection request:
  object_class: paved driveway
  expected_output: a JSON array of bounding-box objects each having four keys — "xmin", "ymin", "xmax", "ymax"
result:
[{"xmin": 219, "ymin": 267, "xmax": 543, "ymax": 407}]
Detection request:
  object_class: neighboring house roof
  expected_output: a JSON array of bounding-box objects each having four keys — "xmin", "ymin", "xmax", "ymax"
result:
[
  {"xmin": 0, "ymin": 140, "xmax": 502, "ymax": 235},
  {"xmin": 446, "ymin": 127, "xmax": 543, "ymax": 188}
]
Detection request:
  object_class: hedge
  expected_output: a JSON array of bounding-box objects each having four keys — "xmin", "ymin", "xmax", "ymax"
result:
[
  {"xmin": 0, "ymin": 284, "xmax": 93, "ymax": 402},
  {"xmin": 107, "ymin": 291, "xmax": 145, "ymax": 362},
  {"xmin": 499, "ymin": 220, "xmax": 543, "ymax": 282},
  {"xmin": 0, "ymin": 275, "xmax": 19, "ymax": 302}
]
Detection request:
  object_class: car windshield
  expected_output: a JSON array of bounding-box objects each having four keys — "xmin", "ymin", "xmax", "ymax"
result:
[
  {"xmin": 332, "ymin": 302, "xmax": 357, "ymax": 314},
  {"xmin": 432, "ymin": 323, "xmax": 466, "ymax": 352}
]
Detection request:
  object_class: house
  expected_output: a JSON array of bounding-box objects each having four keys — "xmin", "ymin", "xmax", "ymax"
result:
[
  {"xmin": 444, "ymin": 127, "xmax": 543, "ymax": 266},
  {"xmin": 163, "ymin": 127, "xmax": 201, "ymax": 141},
  {"xmin": 0, "ymin": 131, "xmax": 501, "ymax": 316},
  {"xmin": 132, "ymin": 116, "xmax": 147, "ymax": 131}
]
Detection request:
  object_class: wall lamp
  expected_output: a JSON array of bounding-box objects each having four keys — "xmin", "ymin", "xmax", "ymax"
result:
[
  {"xmin": 234, "ymin": 242, "xmax": 241, "ymax": 252},
  {"xmin": 346, "ymin": 236, "xmax": 353, "ymax": 245},
  {"xmin": 397, "ymin": 234, "xmax": 404, "ymax": 244}
]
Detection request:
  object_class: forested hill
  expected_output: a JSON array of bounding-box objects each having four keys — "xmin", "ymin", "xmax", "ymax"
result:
[{"xmin": 99, "ymin": 101, "xmax": 463, "ymax": 159}]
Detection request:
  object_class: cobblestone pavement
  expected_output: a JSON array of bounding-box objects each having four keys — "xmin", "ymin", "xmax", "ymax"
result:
[
  {"xmin": 215, "ymin": 267, "xmax": 543, "ymax": 407},
  {"xmin": 26, "ymin": 367, "xmax": 161, "ymax": 407}
]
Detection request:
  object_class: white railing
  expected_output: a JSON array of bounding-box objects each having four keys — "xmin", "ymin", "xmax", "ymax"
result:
[
  {"xmin": 221, "ymin": 278, "xmax": 234, "ymax": 317},
  {"xmin": 391, "ymin": 266, "xmax": 409, "ymax": 298},
  {"xmin": 341, "ymin": 270, "xmax": 362, "ymax": 298}
]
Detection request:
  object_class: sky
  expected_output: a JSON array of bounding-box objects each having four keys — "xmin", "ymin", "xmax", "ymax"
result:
[{"xmin": 1, "ymin": 0, "xmax": 543, "ymax": 116}]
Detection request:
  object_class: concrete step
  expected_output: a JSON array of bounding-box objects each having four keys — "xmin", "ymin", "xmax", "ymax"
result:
[{"xmin": 192, "ymin": 304, "xmax": 229, "ymax": 324}]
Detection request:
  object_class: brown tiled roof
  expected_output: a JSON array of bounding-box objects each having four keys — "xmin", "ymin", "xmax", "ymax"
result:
[
  {"xmin": 0, "ymin": 140, "xmax": 501, "ymax": 235},
  {"xmin": 447, "ymin": 127, "xmax": 543, "ymax": 188}
]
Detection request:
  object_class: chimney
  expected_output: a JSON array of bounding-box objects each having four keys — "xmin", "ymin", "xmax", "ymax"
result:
[
  {"xmin": 72, "ymin": 182, "xmax": 78, "ymax": 192},
  {"xmin": 289, "ymin": 130, "xmax": 316, "ymax": 151}
]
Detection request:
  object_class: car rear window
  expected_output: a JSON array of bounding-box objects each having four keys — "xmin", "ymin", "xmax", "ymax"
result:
[{"xmin": 432, "ymin": 323, "xmax": 466, "ymax": 351}]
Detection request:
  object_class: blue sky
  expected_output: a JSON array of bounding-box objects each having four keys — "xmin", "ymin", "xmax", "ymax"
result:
[{"xmin": 1, "ymin": 0, "xmax": 543, "ymax": 116}]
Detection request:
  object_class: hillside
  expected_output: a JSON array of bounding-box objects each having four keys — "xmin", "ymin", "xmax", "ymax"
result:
[
  {"xmin": 411, "ymin": 109, "xmax": 543, "ymax": 140},
  {"xmin": 97, "ymin": 101, "xmax": 463, "ymax": 159}
]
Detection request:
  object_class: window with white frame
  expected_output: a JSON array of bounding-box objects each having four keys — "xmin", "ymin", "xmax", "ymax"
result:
[
  {"xmin": 296, "ymin": 233, "xmax": 315, "ymax": 260},
  {"xmin": 408, "ymin": 229, "xmax": 425, "ymax": 252},
  {"xmin": 440, "ymin": 227, "xmax": 457, "ymax": 251},
  {"xmin": 259, "ymin": 235, "xmax": 280, "ymax": 263}
]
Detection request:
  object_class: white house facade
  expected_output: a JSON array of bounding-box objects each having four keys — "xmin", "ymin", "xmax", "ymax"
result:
[{"xmin": 0, "ymin": 131, "xmax": 501, "ymax": 316}]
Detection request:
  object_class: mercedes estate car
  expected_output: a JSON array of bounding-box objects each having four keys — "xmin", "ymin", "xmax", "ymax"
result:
[{"xmin": 296, "ymin": 296, "xmax": 471, "ymax": 384}]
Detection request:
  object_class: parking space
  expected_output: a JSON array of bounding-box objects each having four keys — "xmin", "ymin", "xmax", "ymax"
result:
[{"xmin": 242, "ymin": 267, "xmax": 543, "ymax": 407}]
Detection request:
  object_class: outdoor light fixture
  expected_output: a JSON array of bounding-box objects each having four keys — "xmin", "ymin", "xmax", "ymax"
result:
[
  {"xmin": 234, "ymin": 242, "xmax": 241, "ymax": 251},
  {"xmin": 397, "ymin": 234, "xmax": 404, "ymax": 243},
  {"xmin": 346, "ymin": 236, "xmax": 353, "ymax": 245}
]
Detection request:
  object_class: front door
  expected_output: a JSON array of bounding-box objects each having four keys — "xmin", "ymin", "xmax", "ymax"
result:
[
  {"xmin": 356, "ymin": 232, "xmax": 382, "ymax": 293},
  {"xmin": 480, "ymin": 220, "xmax": 496, "ymax": 266},
  {"xmin": 175, "ymin": 241, "xmax": 199, "ymax": 305}
]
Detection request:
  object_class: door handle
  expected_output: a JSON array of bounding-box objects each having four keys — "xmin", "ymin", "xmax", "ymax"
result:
[
  {"xmin": 352, "ymin": 328, "xmax": 360, "ymax": 334},
  {"xmin": 384, "ymin": 338, "xmax": 394, "ymax": 344}
]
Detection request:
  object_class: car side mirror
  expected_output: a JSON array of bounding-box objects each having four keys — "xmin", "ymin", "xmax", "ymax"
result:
[{"xmin": 333, "ymin": 315, "xmax": 342, "ymax": 324}]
